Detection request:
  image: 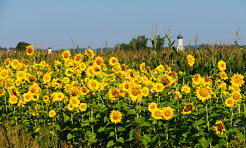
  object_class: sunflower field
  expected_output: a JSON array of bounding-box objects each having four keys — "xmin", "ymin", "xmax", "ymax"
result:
[{"xmin": 0, "ymin": 45, "xmax": 246, "ymax": 147}]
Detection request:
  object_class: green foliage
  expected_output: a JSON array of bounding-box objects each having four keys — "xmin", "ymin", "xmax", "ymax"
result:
[{"xmin": 16, "ymin": 41, "xmax": 30, "ymax": 51}]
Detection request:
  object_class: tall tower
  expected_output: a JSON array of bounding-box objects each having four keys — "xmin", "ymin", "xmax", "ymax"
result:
[{"xmin": 177, "ymin": 33, "xmax": 184, "ymax": 51}]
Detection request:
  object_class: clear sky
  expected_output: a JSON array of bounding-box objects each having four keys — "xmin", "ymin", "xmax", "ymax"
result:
[{"xmin": 0, "ymin": 0, "xmax": 246, "ymax": 49}]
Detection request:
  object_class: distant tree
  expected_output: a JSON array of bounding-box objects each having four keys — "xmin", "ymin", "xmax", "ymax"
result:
[
  {"xmin": 16, "ymin": 41, "xmax": 30, "ymax": 51},
  {"xmin": 116, "ymin": 35, "xmax": 148, "ymax": 50},
  {"xmin": 149, "ymin": 34, "xmax": 165, "ymax": 51}
]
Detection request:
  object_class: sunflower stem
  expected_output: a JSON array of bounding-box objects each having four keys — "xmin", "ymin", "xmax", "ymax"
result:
[{"xmin": 205, "ymin": 103, "xmax": 210, "ymax": 131}]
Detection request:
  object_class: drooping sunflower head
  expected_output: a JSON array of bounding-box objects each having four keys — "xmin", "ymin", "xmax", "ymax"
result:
[
  {"xmin": 26, "ymin": 45, "xmax": 35, "ymax": 56},
  {"xmin": 217, "ymin": 60, "xmax": 226, "ymax": 71},
  {"xmin": 214, "ymin": 120, "xmax": 225, "ymax": 135},
  {"xmin": 182, "ymin": 103, "xmax": 195, "ymax": 114},
  {"xmin": 110, "ymin": 110, "xmax": 122, "ymax": 124}
]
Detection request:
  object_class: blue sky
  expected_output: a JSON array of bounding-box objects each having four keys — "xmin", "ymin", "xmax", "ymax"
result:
[{"xmin": 0, "ymin": 0, "xmax": 246, "ymax": 49}]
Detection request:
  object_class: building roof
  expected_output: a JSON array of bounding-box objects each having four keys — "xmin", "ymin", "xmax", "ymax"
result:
[{"xmin": 177, "ymin": 33, "xmax": 183, "ymax": 39}]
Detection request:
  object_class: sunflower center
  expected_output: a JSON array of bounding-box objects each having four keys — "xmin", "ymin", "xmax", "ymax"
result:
[
  {"xmin": 199, "ymin": 88, "xmax": 209, "ymax": 97},
  {"xmin": 113, "ymin": 114, "xmax": 119, "ymax": 120},
  {"xmin": 154, "ymin": 111, "xmax": 162, "ymax": 117},
  {"xmin": 164, "ymin": 110, "xmax": 171, "ymax": 117}
]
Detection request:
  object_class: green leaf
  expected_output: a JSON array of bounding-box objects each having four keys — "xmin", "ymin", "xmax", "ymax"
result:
[
  {"xmin": 67, "ymin": 133, "xmax": 74, "ymax": 140},
  {"xmin": 117, "ymin": 137, "xmax": 124, "ymax": 144},
  {"xmin": 109, "ymin": 131, "xmax": 115, "ymax": 137},
  {"xmin": 107, "ymin": 140, "xmax": 114, "ymax": 147},
  {"xmin": 118, "ymin": 126, "xmax": 125, "ymax": 132},
  {"xmin": 98, "ymin": 127, "xmax": 105, "ymax": 133},
  {"xmin": 63, "ymin": 113, "xmax": 70, "ymax": 122},
  {"xmin": 193, "ymin": 119, "xmax": 205, "ymax": 128},
  {"xmin": 127, "ymin": 109, "xmax": 136, "ymax": 115},
  {"xmin": 34, "ymin": 127, "xmax": 40, "ymax": 133},
  {"xmin": 199, "ymin": 137, "xmax": 209, "ymax": 148}
]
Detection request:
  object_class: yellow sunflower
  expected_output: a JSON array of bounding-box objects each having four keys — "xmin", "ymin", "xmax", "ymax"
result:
[
  {"xmin": 74, "ymin": 53, "xmax": 83, "ymax": 63},
  {"xmin": 187, "ymin": 54, "xmax": 195, "ymax": 67},
  {"xmin": 61, "ymin": 50, "xmax": 71, "ymax": 61},
  {"xmin": 151, "ymin": 108, "xmax": 163, "ymax": 120},
  {"xmin": 214, "ymin": 120, "xmax": 225, "ymax": 135},
  {"xmin": 140, "ymin": 63, "xmax": 146, "ymax": 72},
  {"xmin": 196, "ymin": 86, "xmax": 212, "ymax": 103},
  {"xmin": 225, "ymin": 98, "xmax": 234, "ymax": 107},
  {"xmin": 217, "ymin": 60, "xmax": 226, "ymax": 71},
  {"xmin": 87, "ymin": 79, "xmax": 99, "ymax": 91},
  {"xmin": 141, "ymin": 87, "xmax": 149, "ymax": 97},
  {"xmin": 79, "ymin": 103, "xmax": 87, "ymax": 112},
  {"xmin": 85, "ymin": 49, "xmax": 95, "ymax": 59},
  {"xmin": 69, "ymin": 97, "xmax": 80, "ymax": 108},
  {"xmin": 154, "ymin": 83, "xmax": 164, "ymax": 93},
  {"xmin": 110, "ymin": 110, "xmax": 122, "ymax": 124},
  {"xmin": 181, "ymin": 85, "xmax": 190, "ymax": 93},
  {"xmin": 192, "ymin": 74, "xmax": 202, "ymax": 86},
  {"xmin": 182, "ymin": 103, "xmax": 195, "ymax": 114},
  {"xmin": 43, "ymin": 73, "xmax": 51, "ymax": 84},
  {"xmin": 148, "ymin": 102, "xmax": 158, "ymax": 112},
  {"xmin": 230, "ymin": 73, "xmax": 245, "ymax": 87},
  {"xmin": 49, "ymin": 110, "xmax": 56, "ymax": 118},
  {"xmin": 26, "ymin": 45, "xmax": 35, "ymax": 56},
  {"xmin": 219, "ymin": 71, "xmax": 228, "ymax": 80},
  {"xmin": 109, "ymin": 57, "xmax": 119, "ymax": 66},
  {"xmin": 9, "ymin": 95, "xmax": 18, "ymax": 104},
  {"xmin": 0, "ymin": 69, "xmax": 9, "ymax": 79},
  {"xmin": 162, "ymin": 106, "xmax": 174, "ymax": 120},
  {"xmin": 94, "ymin": 56, "xmax": 104, "ymax": 66},
  {"xmin": 231, "ymin": 91, "xmax": 242, "ymax": 102}
]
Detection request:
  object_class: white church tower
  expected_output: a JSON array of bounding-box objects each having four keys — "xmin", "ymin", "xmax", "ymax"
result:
[{"xmin": 177, "ymin": 33, "xmax": 184, "ymax": 51}]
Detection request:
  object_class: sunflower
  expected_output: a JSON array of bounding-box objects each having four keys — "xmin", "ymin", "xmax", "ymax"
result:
[
  {"xmin": 156, "ymin": 64, "xmax": 165, "ymax": 72},
  {"xmin": 230, "ymin": 73, "xmax": 245, "ymax": 87},
  {"xmin": 110, "ymin": 110, "xmax": 122, "ymax": 124},
  {"xmin": 0, "ymin": 69, "xmax": 9, "ymax": 79},
  {"xmin": 129, "ymin": 86, "xmax": 142, "ymax": 102},
  {"xmin": 23, "ymin": 92, "xmax": 33, "ymax": 103},
  {"xmin": 79, "ymin": 103, "xmax": 87, "ymax": 112},
  {"xmin": 16, "ymin": 71, "xmax": 26, "ymax": 80},
  {"xmin": 81, "ymin": 86, "xmax": 89, "ymax": 96},
  {"xmin": 214, "ymin": 120, "xmax": 225, "ymax": 135},
  {"xmin": 8, "ymin": 86, "xmax": 20, "ymax": 96},
  {"xmin": 49, "ymin": 110, "xmax": 56, "ymax": 118},
  {"xmin": 18, "ymin": 100, "xmax": 25, "ymax": 108},
  {"xmin": 187, "ymin": 54, "xmax": 195, "ymax": 67},
  {"xmin": 67, "ymin": 103, "xmax": 75, "ymax": 111},
  {"xmin": 181, "ymin": 85, "xmax": 190, "ymax": 94},
  {"xmin": 196, "ymin": 86, "xmax": 212, "ymax": 103},
  {"xmin": 182, "ymin": 103, "xmax": 195, "ymax": 114},
  {"xmin": 4, "ymin": 58, "xmax": 11, "ymax": 68},
  {"xmin": 192, "ymin": 74, "xmax": 202, "ymax": 86},
  {"xmin": 229, "ymin": 84, "xmax": 241, "ymax": 92},
  {"xmin": 217, "ymin": 60, "xmax": 226, "ymax": 71},
  {"xmin": 203, "ymin": 76, "xmax": 212, "ymax": 86},
  {"xmin": 84, "ymin": 49, "xmax": 95, "ymax": 59},
  {"xmin": 231, "ymin": 91, "xmax": 242, "ymax": 102},
  {"xmin": 162, "ymin": 107, "xmax": 174, "ymax": 120},
  {"xmin": 154, "ymin": 83, "xmax": 164, "ymax": 93},
  {"xmin": 225, "ymin": 98, "xmax": 234, "ymax": 107},
  {"xmin": 141, "ymin": 87, "xmax": 149, "ymax": 97},
  {"xmin": 151, "ymin": 108, "xmax": 163, "ymax": 120},
  {"xmin": 140, "ymin": 63, "xmax": 146, "ymax": 72},
  {"xmin": 26, "ymin": 45, "xmax": 35, "ymax": 56},
  {"xmin": 86, "ymin": 66, "xmax": 95, "ymax": 77},
  {"xmin": 94, "ymin": 56, "xmax": 104, "ymax": 66},
  {"xmin": 11, "ymin": 59, "xmax": 20, "ymax": 69},
  {"xmin": 61, "ymin": 50, "xmax": 71, "ymax": 61},
  {"xmin": 109, "ymin": 57, "xmax": 119, "ymax": 66},
  {"xmin": 108, "ymin": 88, "xmax": 118, "ymax": 101},
  {"xmin": 161, "ymin": 76, "xmax": 174, "ymax": 88},
  {"xmin": 43, "ymin": 95, "xmax": 50, "ymax": 102},
  {"xmin": 148, "ymin": 102, "xmax": 158, "ymax": 112},
  {"xmin": 74, "ymin": 53, "xmax": 83, "ymax": 63},
  {"xmin": 69, "ymin": 97, "xmax": 80, "ymax": 108},
  {"xmin": 43, "ymin": 73, "xmax": 51, "ymax": 84},
  {"xmin": 9, "ymin": 95, "xmax": 18, "ymax": 104},
  {"xmin": 219, "ymin": 71, "xmax": 228, "ymax": 80},
  {"xmin": 65, "ymin": 68, "xmax": 74, "ymax": 77},
  {"xmin": 87, "ymin": 79, "xmax": 99, "ymax": 91},
  {"xmin": 0, "ymin": 88, "xmax": 5, "ymax": 96},
  {"xmin": 174, "ymin": 91, "xmax": 182, "ymax": 99}
]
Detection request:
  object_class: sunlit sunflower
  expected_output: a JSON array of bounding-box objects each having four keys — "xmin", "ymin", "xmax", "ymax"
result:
[
  {"xmin": 229, "ymin": 84, "xmax": 241, "ymax": 92},
  {"xmin": 16, "ymin": 71, "xmax": 26, "ymax": 80},
  {"xmin": 225, "ymin": 98, "xmax": 234, "ymax": 107},
  {"xmin": 231, "ymin": 91, "xmax": 242, "ymax": 102},
  {"xmin": 4, "ymin": 58, "xmax": 11, "ymax": 68},
  {"xmin": 94, "ymin": 56, "xmax": 104, "ymax": 66},
  {"xmin": 67, "ymin": 103, "xmax": 75, "ymax": 111},
  {"xmin": 156, "ymin": 64, "xmax": 165, "ymax": 72},
  {"xmin": 18, "ymin": 100, "xmax": 25, "ymax": 108},
  {"xmin": 141, "ymin": 87, "xmax": 149, "ymax": 97},
  {"xmin": 230, "ymin": 73, "xmax": 245, "ymax": 87},
  {"xmin": 129, "ymin": 86, "xmax": 142, "ymax": 102},
  {"xmin": 109, "ymin": 57, "xmax": 118, "ymax": 66},
  {"xmin": 214, "ymin": 120, "xmax": 225, "ymax": 135},
  {"xmin": 182, "ymin": 103, "xmax": 195, "ymax": 114},
  {"xmin": 151, "ymin": 108, "xmax": 163, "ymax": 120},
  {"xmin": 219, "ymin": 71, "xmax": 228, "ymax": 80},
  {"xmin": 23, "ymin": 92, "xmax": 33, "ymax": 103},
  {"xmin": 81, "ymin": 86, "xmax": 89, "ymax": 96},
  {"xmin": 79, "ymin": 103, "xmax": 87, "ymax": 112},
  {"xmin": 61, "ymin": 50, "xmax": 71, "ymax": 61},
  {"xmin": 0, "ymin": 69, "xmax": 9, "ymax": 79},
  {"xmin": 174, "ymin": 91, "xmax": 182, "ymax": 99},
  {"xmin": 9, "ymin": 95, "xmax": 18, "ymax": 104},
  {"xmin": 85, "ymin": 49, "xmax": 95, "ymax": 59},
  {"xmin": 110, "ymin": 110, "xmax": 122, "ymax": 124},
  {"xmin": 108, "ymin": 88, "xmax": 118, "ymax": 101},
  {"xmin": 192, "ymin": 74, "xmax": 202, "ymax": 86},
  {"xmin": 49, "ymin": 110, "xmax": 56, "ymax": 118},
  {"xmin": 196, "ymin": 86, "xmax": 212, "ymax": 103},
  {"xmin": 154, "ymin": 83, "xmax": 164, "ymax": 93},
  {"xmin": 181, "ymin": 85, "xmax": 190, "ymax": 94},
  {"xmin": 161, "ymin": 75, "xmax": 174, "ymax": 88},
  {"xmin": 187, "ymin": 54, "xmax": 195, "ymax": 67},
  {"xmin": 69, "ymin": 97, "xmax": 80, "ymax": 108},
  {"xmin": 217, "ymin": 60, "xmax": 226, "ymax": 71},
  {"xmin": 148, "ymin": 102, "xmax": 158, "ymax": 112},
  {"xmin": 87, "ymin": 79, "xmax": 99, "ymax": 91},
  {"xmin": 26, "ymin": 45, "xmax": 35, "ymax": 56},
  {"xmin": 73, "ymin": 53, "xmax": 83, "ymax": 63},
  {"xmin": 140, "ymin": 63, "xmax": 146, "ymax": 72},
  {"xmin": 203, "ymin": 76, "xmax": 212, "ymax": 86},
  {"xmin": 8, "ymin": 86, "xmax": 20, "ymax": 96},
  {"xmin": 43, "ymin": 95, "xmax": 50, "ymax": 102},
  {"xmin": 162, "ymin": 106, "xmax": 174, "ymax": 120},
  {"xmin": 11, "ymin": 59, "xmax": 20, "ymax": 69},
  {"xmin": 43, "ymin": 73, "xmax": 51, "ymax": 84}
]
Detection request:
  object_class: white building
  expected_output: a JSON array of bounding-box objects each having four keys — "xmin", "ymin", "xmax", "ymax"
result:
[
  {"xmin": 48, "ymin": 47, "xmax": 52, "ymax": 55},
  {"xmin": 177, "ymin": 34, "xmax": 185, "ymax": 51}
]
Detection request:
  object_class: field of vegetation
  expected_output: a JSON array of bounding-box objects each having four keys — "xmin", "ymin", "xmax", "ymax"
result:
[{"xmin": 0, "ymin": 43, "xmax": 246, "ymax": 147}]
